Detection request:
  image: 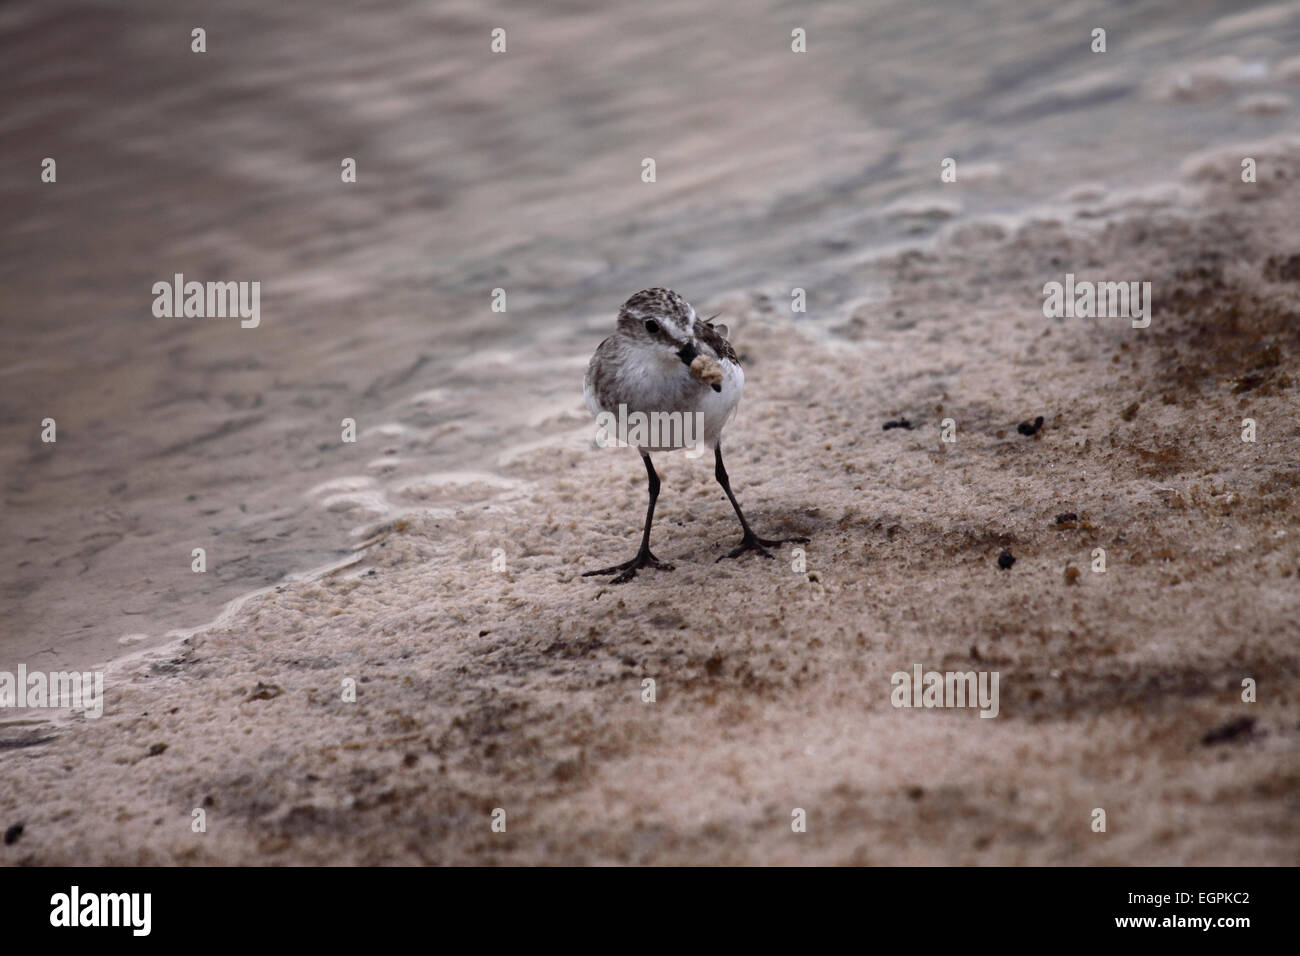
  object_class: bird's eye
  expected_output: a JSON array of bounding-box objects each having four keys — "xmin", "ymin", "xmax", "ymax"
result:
[{"xmin": 644, "ymin": 320, "xmax": 660, "ymax": 335}]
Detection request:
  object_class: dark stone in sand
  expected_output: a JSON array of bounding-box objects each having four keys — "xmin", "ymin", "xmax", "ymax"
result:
[
  {"xmin": 997, "ymin": 549, "xmax": 1016, "ymax": 569},
  {"xmin": 1201, "ymin": 716, "xmax": 1257, "ymax": 746},
  {"xmin": 883, "ymin": 419, "xmax": 913, "ymax": 430},
  {"xmin": 1017, "ymin": 416, "xmax": 1044, "ymax": 436},
  {"xmin": 3, "ymin": 824, "xmax": 23, "ymax": 845},
  {"xmin": 245, "ymin": 682, "xmax": 283, "ymax": 701},
  {"xmin": 1263, "ymin": 253, "xmax": 1300, "ymax": 282}
]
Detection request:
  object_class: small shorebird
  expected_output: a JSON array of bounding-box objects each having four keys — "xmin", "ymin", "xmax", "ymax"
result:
[{"xmin": 583, "ymin": 288, "xmax": 808, "ymax": 583}]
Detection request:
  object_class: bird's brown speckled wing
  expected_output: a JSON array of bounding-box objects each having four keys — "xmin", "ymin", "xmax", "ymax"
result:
[
  {"xmin": 693, "ymin": 316, "xmax": 738, "ymax": 365},
  {"xmin": 584, "ymin": 334, "xmax": 619, "ymax": 412}
]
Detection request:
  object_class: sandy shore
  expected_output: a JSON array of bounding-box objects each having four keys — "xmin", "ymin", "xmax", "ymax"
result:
[{"xmin": 2, "ymin": 136, "xmax": 1297, "ymax": 865}]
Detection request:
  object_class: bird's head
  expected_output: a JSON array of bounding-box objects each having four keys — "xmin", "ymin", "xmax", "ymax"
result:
[{"xmin": 616, "ymin": 287, "xmax": 702, "ymax": 369}]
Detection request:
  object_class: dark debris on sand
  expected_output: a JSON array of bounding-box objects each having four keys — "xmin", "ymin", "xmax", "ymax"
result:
[
  {"xmin": 1201, "ymin": 716, "xmax": 1257, "ymax": 746},
  {"xmin": 1017, "ymin": 416, "xmax": 1045, "ymax": 436}
]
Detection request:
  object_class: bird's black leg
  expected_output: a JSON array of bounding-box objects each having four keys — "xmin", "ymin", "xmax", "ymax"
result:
[
  {"xmin": 714, "ymin": 444, "xmax": 809, "ymax": 561},
  {"xmin": 583, "ymin": 452, "xmax": 675, "ymax": 583}
]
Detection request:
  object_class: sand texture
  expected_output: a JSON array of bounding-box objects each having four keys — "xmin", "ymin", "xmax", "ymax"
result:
[{"xmin": 2, "ymin": 139, "xmax": 1298, "ymax": 865}]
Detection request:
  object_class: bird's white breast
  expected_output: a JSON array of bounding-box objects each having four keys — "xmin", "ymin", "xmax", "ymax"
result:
[
  {"xmin": 585, "ymin": 338, "xmax": 744, "ymax": 452},
  {"xmin": 698, "ymin": 358, "xmax": 743, "ymax": 447}
]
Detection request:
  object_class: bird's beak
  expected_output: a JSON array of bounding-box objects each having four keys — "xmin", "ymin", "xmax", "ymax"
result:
[{"xmin": 676, "ymin": 342, "xmax": 699, "ymax": 366}]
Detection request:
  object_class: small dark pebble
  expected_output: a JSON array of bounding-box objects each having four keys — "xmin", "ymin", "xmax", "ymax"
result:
[
  {"xmin": 3, "ymin": 824, "xmax": 23, "ymax": 845},
  {"xmin": 997, "ymin": 549, "xmax": 1016, "ymax": 569},
  {"xmin": 147, "ymin": 742, "xmax": 168, "ymax": 757},
  {"xmin": 1263, "ymin": 252, "xmax": 1300, "ymax": 282},
  {"xmin": 882, "ymin": 419, "xmax": 913, "ymax": 431},
  {"xmin": 1055, "ymin": 513, "xmax": 1078, "ymax": 524},
  {"xmin": 1017, "ymin": 416, "xmax": 1044, "ymax": 436},
  {"xmin": 906, "ymin": 786, "xmax": 925, "ymax": 800},
  {"xmin": 1233, "ymin": 374, "xmax": 1265, "ymax": 394},
  {"xmin": 244, "ymin": 682, "xmax": 283, "ymax": 702},
  {"xmin": 1201, "ymin": 716, "xmax": 1257, "ymax": 746}
]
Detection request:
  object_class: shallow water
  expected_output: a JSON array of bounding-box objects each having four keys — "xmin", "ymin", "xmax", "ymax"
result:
[{"xmin": 2, "ymin": 0, "xmax": 1297, "ymax": 672}]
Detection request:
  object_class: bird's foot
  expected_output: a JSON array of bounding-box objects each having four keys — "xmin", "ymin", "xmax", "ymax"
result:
[
  {"xmin": 582, "ymin": 548, "xmax": 674, "ymax": 584},
  {"xmin": 717, "ymin": 531, "xmax": 810, "ymax": 561}
]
